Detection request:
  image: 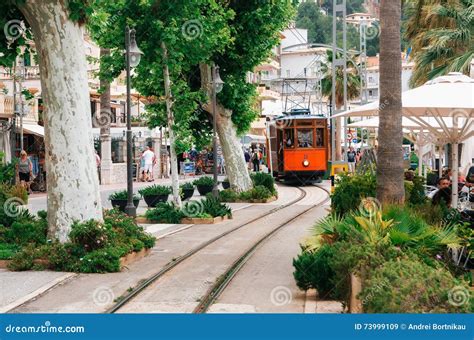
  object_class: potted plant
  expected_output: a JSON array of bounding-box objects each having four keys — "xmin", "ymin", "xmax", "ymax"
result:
[
  {"xmin": 193, "ymin": 177, "xmax": 214, "ymax": 196},
  {"xmin": 221, "ymin": 177, "xmax": 230, "ymax": 190},
  {"xmin": 109, "ymin": 190, "xmax": 140, "ymax": 212},
  {"xmin": 138, "ymin": 185, "xmax": 171, "ymax": 207},
  {"xmin": 180, "ymin": 182, "xmax": 195, "ymax": 201}
]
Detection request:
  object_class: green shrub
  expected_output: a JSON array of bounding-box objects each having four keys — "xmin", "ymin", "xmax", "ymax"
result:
[
  {"xmin": 360, "ymin": 258, "xmax": 472, "ymax": 313},
  {"xmin": 0, "ymin": 243, "xmax": 19, "ymax": 259},
  {"xmin": 7, "ymin": 244, "xmax": 38, "ymax": 271},
  {"xmin": 239, "ymin": 185, "xmax": 273, "ymax": 200},
  {"xmin": 202, "ymin": 194, "xmax": 232, "ymax": 218},
  {"xmin": 108, "ymin": 190, "xmax": 140, "ymax": 201},
  {"xmin": 78, "ymin": 247, "xmax": 122, "ymax": 273},
  {"xmin": 145, "ymin": 202, "xmax": 183, "ymax": 223},
  {"xmin": 0, "ymin": 160, "xmax": 16, "ymax": 184},
  {"xmin": 69, "ymin": 219, "xmax": 110, "ymax": 251},
  {"xmin": 0, "ymin": 184, "xmax": 28, "ymax": 204},
  {"xmin": 328, "ymin": 241, "xmax": 401, "ymax": 303},
  {"xmin": 138, "ymin": 185, "xmax": 171, "ymax": 196},
  {"xmin": 408, "ymin": 175, "xmax": 426, "ymax": 206},
  {"xmin": 219, "ymin": 189, "xmax": 239, "ymax": 202},
  {"xmin": 6, "ymin": 218, "xmax": 48, "ymax": 246},
  {"xmin": 331, "ymin": 172, "xmax": 376, "ymax": 216},
  {"xmin": 251, "ymin": 172, "xmax": 276, "ymax": 195},
  {"xmin": 180, "ymin": 182, "xmax": 194, "ymax": 190},
  {"xmin": 193, "ymin": 176, "xmax": 214, "ymax": 186},
  {"xmin": 383, "ymin": 205, "xmax": 460, "ymax": 258},
  {"xmin": 293, "ymin": 244, "xmax": 337, "ymax": 298},
  {"xmin": 8, "ymin": 209, "xmax": 156, "ymax": 273}
]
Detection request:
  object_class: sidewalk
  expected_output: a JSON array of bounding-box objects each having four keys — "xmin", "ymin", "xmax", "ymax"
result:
[{"xmin": 28, "ymin": 174, "xmax": 205, "ymax": 199}]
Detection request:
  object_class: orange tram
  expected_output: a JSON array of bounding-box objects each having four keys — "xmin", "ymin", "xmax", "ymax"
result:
[{"xmin": 266, "ymin": 111, "xmax": 329, "ymax": 184}]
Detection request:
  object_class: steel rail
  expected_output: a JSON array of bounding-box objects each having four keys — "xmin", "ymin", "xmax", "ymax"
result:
[
  {"xmin": 193, "ymin": 185, "xmax": 330, "ymax": 314},
  {"xmin": 107, "ymin": 185, "xmax": 307, "ymax": 313}
]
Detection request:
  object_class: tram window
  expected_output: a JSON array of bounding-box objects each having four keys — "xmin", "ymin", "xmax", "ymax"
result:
[
  {"xmin": 297, "ymin": 129, "xmax": 313, "ymax": 148},
  {"xmin": 316, "ymin": 128, "xmax": 324, "ymax": 147},
  {"xmin": 283, "ymin": 129, "xmax": 294, "ymax": 148}
]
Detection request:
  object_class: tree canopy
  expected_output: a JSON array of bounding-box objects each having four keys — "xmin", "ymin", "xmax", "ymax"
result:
[{"xmin": 89, "ymin": 0, "xmax": 294, "ymax": 152}]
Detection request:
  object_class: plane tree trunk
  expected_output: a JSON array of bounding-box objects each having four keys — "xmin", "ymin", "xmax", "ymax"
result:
[
  {"xmin": 200, "ymin": 64, "xmax": 252, "ymax": 193},
  {"xmin": 19, "ymin": 0, "xmax": 103, "ymax": 242}
]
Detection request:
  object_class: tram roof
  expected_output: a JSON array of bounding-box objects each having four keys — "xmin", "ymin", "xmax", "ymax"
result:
[{"xmin": 272, "ymin": 113, "xmax": 326, "ymax": 121}]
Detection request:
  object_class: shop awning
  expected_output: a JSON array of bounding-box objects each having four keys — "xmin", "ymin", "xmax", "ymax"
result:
[{"xmin": 23, "ymin": 124, "xmax": 44, "ymax": 137}]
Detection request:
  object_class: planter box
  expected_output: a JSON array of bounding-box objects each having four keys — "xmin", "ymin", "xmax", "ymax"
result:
[
  {"xmin": 227, "ymin": 196, "xmax": 277, "ymax": 204},
  {"xmin": 181, "ymin": 188, "xmax": 195, "ymax": 201},
  {"xmin": 196, "ymin": 184, "xmax": 213, "ymax": 196},
  {"xmin": 135, "ymin": 216, "xmax": 156, "ymax": 224},
  {"xmin": 143, "ymin": 194, "xmax": 169, "ymax": 207},
  {"xmin": 119, "ymin": 248, "xmax": 151, "ymax": 268},
  {"xmin": 349, "ymin": 273, "xmax": 363, "ymax": 313},
  {"xmin": 181, "ymin": 215, "xmax": 229, "ymax": 224},
  {"xmin": 0, "ymin": 249, "xmax": 151, "ymax": 271},
  {"xmin": 110, "ymin": 199, "xmax": 140, "ymax": 212}
]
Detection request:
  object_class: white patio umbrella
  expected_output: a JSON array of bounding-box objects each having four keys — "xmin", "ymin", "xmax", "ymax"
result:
[{"xmin": 334, "ymin": 73, "xmax": 474, "ymax": 208}]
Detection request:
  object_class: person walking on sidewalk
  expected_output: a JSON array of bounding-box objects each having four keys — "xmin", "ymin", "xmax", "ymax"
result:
[
  {"xmin": 347, "ymin": 147, "xmax": 356, "ymax": 174},
  {"xmin": 140, "ymin": 146, "xmax": 155, "ymax": 182},
  {"xmin": 251, "ymin": 148, "xmax": 261, "ymax": 172},
  {"xmin": 17, "ymin": 150, "xmax": 33, "ymax": 194}
]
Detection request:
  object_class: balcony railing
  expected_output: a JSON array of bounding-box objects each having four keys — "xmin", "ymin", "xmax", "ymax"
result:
[
  {"xmin": 0, "ymin": 94, "xmax": 14, "ymax": 117},
  {"xmin": 0, "ymin": 65, "xmax": 41, "ymax": 80}
]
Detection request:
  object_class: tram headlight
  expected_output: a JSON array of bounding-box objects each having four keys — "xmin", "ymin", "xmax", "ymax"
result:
[{"xmin": 302, "ymin": 159, "xmax": 310, "ymax": 167}]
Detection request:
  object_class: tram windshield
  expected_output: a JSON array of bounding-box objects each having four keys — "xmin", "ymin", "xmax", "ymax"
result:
[{"xmin": 297, "ymin": 129, "xmax": 313, "ymax": 148}]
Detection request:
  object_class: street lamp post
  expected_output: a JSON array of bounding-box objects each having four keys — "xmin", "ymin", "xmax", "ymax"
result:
[
  {"xmin": 211, "ymin": 64, "xmax": 224, "ymax": 198},
  {"xmin": 124, "ymin": 26, "xmax": 143, "ymax": 217}
]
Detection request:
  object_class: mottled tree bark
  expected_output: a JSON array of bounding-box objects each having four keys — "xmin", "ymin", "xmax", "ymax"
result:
[
  {"xmin": 19, "ymin": 0, "xmax": 103, "ymax": 242},
  {"xmin": 162, "ymin": 42, "xmax": 181, "ymax": 207},
  {"xmin": 99, "ymin": 48, "xmax": 113, "ymax": 184},
  {"xmin": 200, "ymin": 64, "xmax": 252, "ymax": 193},
  {"xmin": 377, "ymin": 0, "xmax": 405, "ymax": 204}
]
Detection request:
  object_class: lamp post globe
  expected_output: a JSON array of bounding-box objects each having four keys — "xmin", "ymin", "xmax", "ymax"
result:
[
  {"xmin": 128, "ymin": 29, "xmax": 143, "ymax": 68},
  {"xmin": 214, "ymin": 66, "xmax": 224, "ymax": 93}
]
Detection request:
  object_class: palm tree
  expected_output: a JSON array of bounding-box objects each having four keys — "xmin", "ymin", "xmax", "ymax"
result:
[
  {"xmin": 404, "ymin": 0, "xmax": 474, "ymax": 87},
  {"xmin": 321, "ymin": 50, "xmax": 360, "ymax": 160},
  {"xmin": 377, "ymin": 0, "xmax": 405, "ymax": 204}
]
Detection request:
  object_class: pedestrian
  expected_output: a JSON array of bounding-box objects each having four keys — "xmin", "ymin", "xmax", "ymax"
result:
[
  {"xmin": 140, "ymin": 146, "xmax": 155, "ymax": 182},
  {"xmin": 95, "ymin": 150, "xmax": 101, "ymax": 184},
  {"xmin": 139, "ymin": 148, "xmax": 146, "ymax": 182},
  {"xmin": 17, "ymin": 150, "xmax": 33, "ymax": 194},
  {"xmin": 251, "ymin": 148, "xmax": 260, "ymax": 172},
  {"xmin": 347, "ymin": 146, "xmax": 356, "ymax": 173},
  {"xmin": 431, "ymin": 177, "xmax": 451, "ymax": 206}
]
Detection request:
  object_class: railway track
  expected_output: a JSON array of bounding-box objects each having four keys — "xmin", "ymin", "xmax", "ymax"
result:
[
  {"xmin": 193, "ymin": 184, "xmax": 330, "ymax": 313},
  {"xmin": 107, "ymin": 185, "xmax": 310, "ymax": 313}
]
